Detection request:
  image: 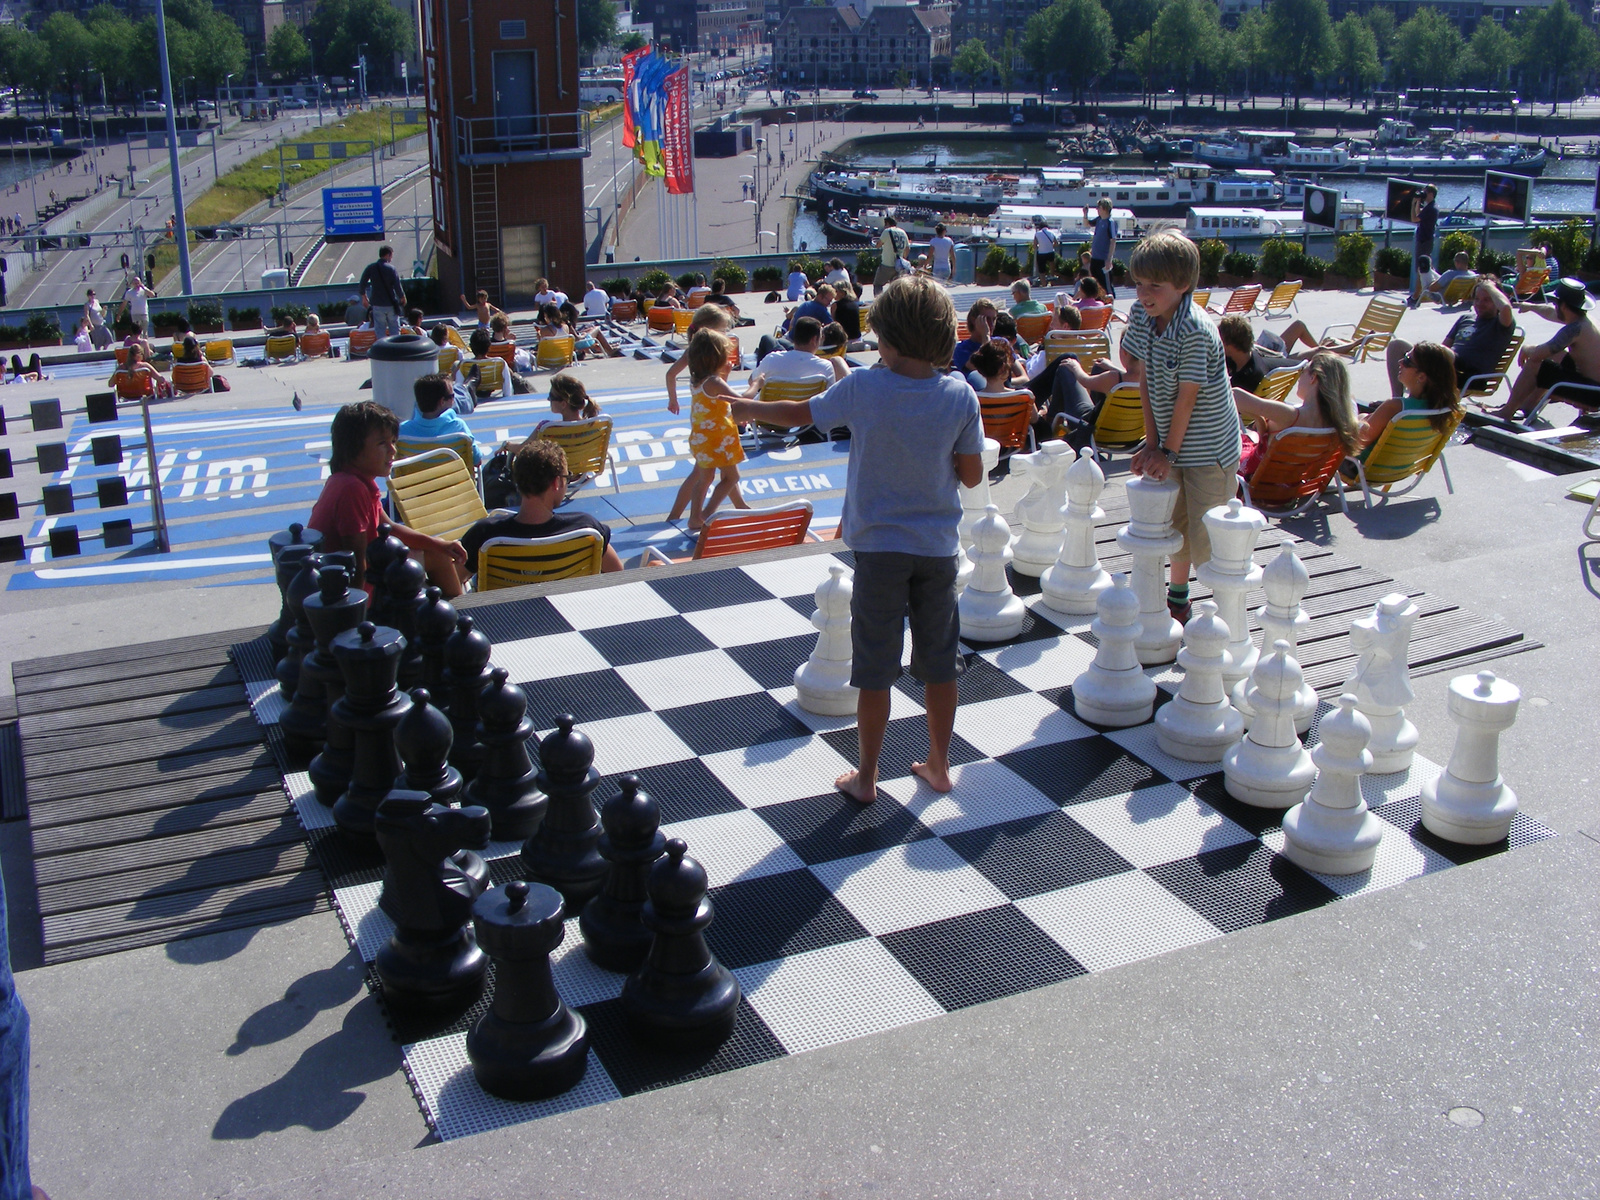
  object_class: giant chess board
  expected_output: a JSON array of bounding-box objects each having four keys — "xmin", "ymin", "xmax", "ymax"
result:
[{"xmin": 232, "ymin": 551, "xmax": 1553, "ymax": 1142}]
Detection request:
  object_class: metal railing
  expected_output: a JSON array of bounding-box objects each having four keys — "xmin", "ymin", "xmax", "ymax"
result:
[{"xmin": 453, "ymin": 113, "xmax": 590, "ymax": 162}]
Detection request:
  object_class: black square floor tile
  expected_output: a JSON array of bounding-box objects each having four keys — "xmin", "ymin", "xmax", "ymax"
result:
[
  {"xmin": 783, "ymin": 593, "xmax": 820, "ymax": 619},
  {"xmin": 756, "ymin": 792, "xmax": 934, "ymax": 865},
  {"xmin": 724, "ymin": 634, "xmax": 817, "ymax": 690},
  {"xmin": 648, "ymin": 570, "xmax": 774, "ymax": 613},
  {"xmin": 961, "ymin": 605, "xmax": 1065, "ymax": 648},
  {"xmin": 520, "ymin": 668, "xmax": 649, "ymax": 730},
  {"xmin": 820, "ymin": 716, "xmax": 985, "ymax": 783},
  {"xmin": 1006, "ymin": 566, "xmax": 1043, "ymax": 598},
  {"xmin": 579, "ymin": 995, "xmax": 786, "ymax": 1096},
  {"xmin": 1185, "ymin": 774, "xmax": 1285, "ymax": 838},
  {"xmin": 364, "ymin": 961, "xmax": 492, "ymax": 1046},
  {"xmin": 943, "ymin": 810, "xmax": 1134, "ymax": 899},
  {"xmin": 895, "ymin": 653, "xmax": 1031, "ymax": 705},
  {"xmin": 309, "ymin": 826, "xmax": 385, "ymax": 890},
  {"xmin": 880, "ymin": 905, "xmax": 1086, "ymax": 1011},
  {"xmin": 582, "ymin": 615, "xmax": 715, "ymax": 668},
  {"xmin": 657, "ymin": 692, "xmax": 814, "ymax": 756},
  {"xmin": 463, "ymin": 596, "xmax": 573, "ymax": 643},
  {"xmin": 595, "ymin": 757, "xmax": 745, "ymax": 824},
  {"xmin": 831, "ymin": 549, "xmax": 855, "ymax": 568},
  {"xmin": 705, "ymin": 869, "xmax": 870, "ymax": 968},
  {"xmin": 1372, "ymin": 794, "xmax": 1557, "ymax": 865},
  {"xmin": 997, "ymin": 738, "xmax": 1167, "ymax": 807},
  {"xmin": 1146, "ymin": 841, "xmax": 1337, "ymax": 933}
]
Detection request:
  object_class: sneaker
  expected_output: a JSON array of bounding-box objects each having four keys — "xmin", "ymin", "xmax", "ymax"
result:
[{"xmin": 1168, "ymin": 598, "xmax": 1191, "ymax": 625}]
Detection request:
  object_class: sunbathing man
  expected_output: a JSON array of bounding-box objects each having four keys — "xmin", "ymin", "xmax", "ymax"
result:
[{"xmin": 1498, "ymin": 277, "xmax": 1600, "ymax": 421}]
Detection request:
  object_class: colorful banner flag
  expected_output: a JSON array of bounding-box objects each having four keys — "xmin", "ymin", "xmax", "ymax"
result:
[
  {"xmin": 662, "ymin": 66, "xmax": 694, "ymax": 196},
  {"xmin": 621, "ymin": 45, "xmax": 648, "ymax": 151},
  {"xmin": 630, "ymin": 50, "xmax": 672, "ymax": 178}
]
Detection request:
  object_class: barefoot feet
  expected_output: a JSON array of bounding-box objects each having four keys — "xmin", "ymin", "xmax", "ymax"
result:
[
  {"xmin": 910, "ymin": 760, "xmax": 954, "ymax": 793},
  {"xmin": 835, "ymin": 769, "xmax": 877, "ymax": 805}
]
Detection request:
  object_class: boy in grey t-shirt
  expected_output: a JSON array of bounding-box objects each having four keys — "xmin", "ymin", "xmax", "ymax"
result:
[{"xmin": 730, "ymin": 276, "xmax": 985, "ymax": 803}]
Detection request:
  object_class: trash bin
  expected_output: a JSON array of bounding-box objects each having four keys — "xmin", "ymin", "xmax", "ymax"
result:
[
  {"xmin": 368, "ymin": 334, "xmax": 440, "ymax": 421},
  {"xmin": 953, "ymin": 244, "xmax": 974, "ymax": 285},
  {"xmin": 260, "ymin": 267, "xmax": 289, "ymax": 289}
]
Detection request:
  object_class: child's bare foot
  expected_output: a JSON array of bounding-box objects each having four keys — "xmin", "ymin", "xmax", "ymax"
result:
[
  {"xmin": 911, "ymin": 760, "xmax": 954, "ymax": 792},
  {"xmin": 835, "ymin": 769, "xmax": 877, "ymax": 804}
]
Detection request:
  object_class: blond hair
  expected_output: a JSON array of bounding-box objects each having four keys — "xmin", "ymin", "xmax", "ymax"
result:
[
  {"xmin": 688, "ymin": 304, "xmax": 734, "ymax": 334},
  {"xmin": 1129, "ymin": 230, "xmax": 1201, "ymax": 292},
  {"xmin": 1302, "ymin": 353, "xmax": 1359, "ymax": 453},
  {"xmin": 871, "ymin": 274, "xmax": 956, "ymax": 367},
  {"xmin": 687, "ymin": 329, "xmax": 734, "ymax": 386}
]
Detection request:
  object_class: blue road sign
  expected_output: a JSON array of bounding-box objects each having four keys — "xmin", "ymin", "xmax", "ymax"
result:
[{"xmin": 322, "ymin": 186, "xmax": 385, "ymax": 239}]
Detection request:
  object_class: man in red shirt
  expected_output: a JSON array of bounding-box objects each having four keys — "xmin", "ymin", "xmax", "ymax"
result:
[{"xmin": 308, "ymin": 401, "xmax": 468, "ymax": 596}]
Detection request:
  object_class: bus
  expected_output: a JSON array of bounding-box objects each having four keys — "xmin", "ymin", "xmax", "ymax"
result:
[{"xmin": 580, "ymin": 76, "xmax": 624, "ymax": 105}]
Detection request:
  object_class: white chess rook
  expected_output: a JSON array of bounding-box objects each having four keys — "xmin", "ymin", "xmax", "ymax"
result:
[
  {"xmin": 1282, "ymin": 693, "xmax": 1385, "ymax": 874},
  {"xmin": 794, "ymin": 564, "xmax": 860, "ymax": 716},
  {"xmin": 1196, "ymin": 499, "xmax": 1267, "ymax": 689},
  {"xmin": 1040, "ymin": 447, "xmax": 1112, "ymax": 616},
  {"xmin": 1117, "ymin": 475, "xmax": 1183, "ymax": 665},
  {"xmin": 1222, "ymin": 638, "xmax": 1317, "ymax": 808},
  {"xmin": 957, "ymin": 437, "xmax": 1003, "ymax": 590},
  {"xmin": 1346, "ymin": 593, "xmax": 1420, "ymax": 773},
  {"xmin": 1232, "ymin": 544, "xmax": 1317, "ymax": 734},
  {"xmin": 1420, "ymin": 670, "xmax": 1521, "ymax": 845},
  {"xmin": 1155, "ymin": 600, "xmax": 1245, "ymax": 761},
  {"xmin": 1008, "ymin": 439, "xmax": 1072, "ymax": 577},
  {"xmin": 959, "ymin": 503, "xmax": 1027, "ymax": 642},
  {"xmin": 1072, "ymin": 573, "xmax": 1156, "ymax": 726}
]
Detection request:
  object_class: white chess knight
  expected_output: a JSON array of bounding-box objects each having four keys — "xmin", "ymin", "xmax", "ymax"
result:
[
  {"xmin": 1039, "ymin": 447, "xmax": 1112, "ymax": 616},
  {"xmin": 1008, "ymin": 439, "xmax": 1073, "ymax": 577},
  {"xmin": 1420, "ymin": 670, "xmax": 1521, "ymax": 845},
  {"xmin": 1155, "ymin": 600, "xmax": 1245, "ymax": 761},
  {"xmin": 1232, "ymin": 544, "xmax": 1317, "ymax": 734},
  {"xmin": 1345, "ymin": 593, "xmax": 1420, "ymax": 773},
  {"xmin": 794, "ymin": 564, "xmax": 859, "ymax": 716},
  {"xmin": 959, "ymin": 503, "xmax": 1027, "ymax": 641},
  {"xmin": 1282, "ymin": 694, "xmax": 1385, "ymax": 874},
  {"xmin": 1117, "ymin": 474, "xmax": 1183, "ymax": 665},
  {"xmin": 1222, "ymin": 639, "xmax": 1317, "ymax": 808},
  {"xmin": 957, "ymin": 437, "xmax": 1003, "ymax": 589},
  {"xmin": 1196, "ymin": 499, "xmax": 1267, "ymax": 689},
  {"xmin": 1072, "ymin": 573, "xmax": 1156, "ymax": 726}
]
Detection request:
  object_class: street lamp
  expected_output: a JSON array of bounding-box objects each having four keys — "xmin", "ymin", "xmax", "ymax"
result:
[{"xmin": 355, "ymin": 45, "xmax": 369, "ymax": 106}]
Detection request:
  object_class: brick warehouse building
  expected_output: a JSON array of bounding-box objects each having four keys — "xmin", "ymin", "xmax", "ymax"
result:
[{"xmin": 420, "ymin": 0, "xmax": 589, "ymax": 306}]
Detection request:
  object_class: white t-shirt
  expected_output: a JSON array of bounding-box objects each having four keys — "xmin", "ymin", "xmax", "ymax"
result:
[
  {"xmin": 1033, "ymin": 227, "xmax": 1057, "ymax": 255},
  {"xmin": 930, "ymin": 235, "xmax": 954, "ymax": 273},
  {"xmin": 750, "ymin": 349, "xmax": 835, "ymax": 386},
  {"xmin": 534, "ymin": 289, "xmax": 568, "ymax": 308},
  {"xmin": 127, "ymin": 284, "xmax": 151, "ymax": 323},
  {"xmin": 824, "ymin": 267, "xmax": 852, "ymax": 288},
  {"xmin": 582, "ymin": 287, "xmax": 610, "ymax": 317}
]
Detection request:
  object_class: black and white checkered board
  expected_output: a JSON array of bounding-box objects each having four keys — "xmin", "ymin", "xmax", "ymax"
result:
[{"xmin": 234, "ymin": 552, "xmax": 1554, "ymax": 1142}]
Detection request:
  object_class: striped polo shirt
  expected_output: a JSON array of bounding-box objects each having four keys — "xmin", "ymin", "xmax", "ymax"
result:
[{"xmin": 1121, "ymin": 297, "xmax": 1241, "ymax": 469}]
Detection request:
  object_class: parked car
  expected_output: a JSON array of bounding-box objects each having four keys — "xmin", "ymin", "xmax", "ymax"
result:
[
  {"xmin": 139, "ymin": 100, "xmax": 166, "ymax": 113},
  {"xmin": 852, "ymin": 89, "xmax": 879, "ymax": 100},
  {"xmin": 195, "ymin": 99, "xmax": 216, "ymax": 112},
  {"xmin": 281, "ymin": 97, "xmax": 309, "ymax": 109}
]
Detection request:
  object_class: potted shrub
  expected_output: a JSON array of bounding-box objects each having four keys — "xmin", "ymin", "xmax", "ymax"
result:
[
  {"xmin": 852, "ymin": 250, "xmax": 880, "ymax": 286},
  {"xmin": 1543, "ymin": 218, "xmax": 1591, "ymax": 278},
  {"xmin": 788, "ymin": 256, "xmax": 826, "ymax": 284},
  {"xmin": 637, "ymin": 268, "xmax": 672, "ymax": 296},
  {"xmin": 710, "ymin": 258, "xmax": 748, "ymax": 293},
  {"xmin": 1110, "ymin": 259, "xmax": 1128, "ymax": 285},
  {"xmin": 998, "ymin": 252, "xmax": 1023, "ymax": 283},
  {"xmin": 270, "ymin": 303, "xmax": 311, "ymax": 326},
  {"xmin": 189, "ymin": 299, "xmax": 224, "ymax": 333},
  {"xmin": 1257, "ymin": 238, "xmax": 1298, "ymax": 285},
  {"xmin": 751, "ymin": 265, "xmax": 784, "ymax": 291},
  {"xmin": 0, "ymin": 324, "xmax": 26, "ymax": 351},
  {"xmin": 228, "ymin": 306, "xmax": 263, "ymax": 330},
  {"xmin": 603, "ymin": 277, "xmax": 633, "ymax": 298},
  {"xmin": 25, "ymin": 313, "xmax": 59, "ymax": 347},
  {"xmin": 150, "ymin": 309, "xmax": 188, "ymax": 336},
  {"xmin": 1477, "ymin": 248, "xmax": 1514, "ymax": 278},
  {"xmin": 1373, "ymin": 246, "xmax": 1410, "ymax": 292},
  {"xmin": 1439, "ymin": 230, "xmax": 1480, "ymax": 273},
  {"xmin": 1325, "ymin": 232, "xmax": 1373, "ymax": 290},
  {"xmin": 675, "ymin": 271, "xmax": 700, "ymax": 291},
  {"xmin": 1218, "ymin": 251, "xmax": 1257, "ymax": 288},
  {"xmin": 316, "ymin": 301, "xmax": 349, "ymax": 326},
  {"xmin": 976, "ymin": 244, "xmax": 1006, "ymax": 285},
  {"xmin": 1198, "ymin": 238, "xmax": 1227, "ymax": 286}
]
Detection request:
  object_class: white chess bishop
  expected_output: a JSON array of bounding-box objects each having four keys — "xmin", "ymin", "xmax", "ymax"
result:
[
  {"xmin": 1420, "ymin": 670, "xmax": 1521, "ymax": 845},
  {"xmin": 1155, "ymin": 600, "xmax": 1245, "ymax": 761},
  {"xmin": 1281, "ymin": 694, "xmax": 1385, "ymax": 874},
  {"xmin": 1197, "ymin": 499, "xmax": 1267, "ymax": 688},
  {"xmin": 957, "ymin": 437, "xmax": 1003, "ymax": 590},
  {"xmin": 1039, "ymin": 447, "xmax": 1112, "ymax": 617},
  {"xmin": 1222, "ymin": 638, "xmax": 1317, "ymax": 808},
  {"xmin": 958, "ymin": 504, "xmax": 1027, "ymax": 642},
  {"xmin": 1117, "ymin": 475, "xmax": 1183, "ymax": 665},
  {"xmin": 1072, "ymin": 573, "xmax": 1156, "ymax": 727},
  {"xmin": 793, "ymin": 564, "xmax": 859, "ymax": 716},
  {"xmin": 1232, "ymin": 544, "xmax": 1317, "ymax": 734},
  {"xmin": 1008, "ymin": 439, "xmax": 1072, "ymax": 577},
  {"xmin": 1345, "ymin": 593, "xmax": 1420, "ymax": 773}
]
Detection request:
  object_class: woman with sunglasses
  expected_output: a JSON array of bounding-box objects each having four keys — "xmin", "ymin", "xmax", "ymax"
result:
[
  {"xmin": 1358, "ymin": 341, "xmax": 1461, "ymax": 455},
  {"xmin": 1233, "ymin": 352, "xmax": 1360, "ymax": 477}
]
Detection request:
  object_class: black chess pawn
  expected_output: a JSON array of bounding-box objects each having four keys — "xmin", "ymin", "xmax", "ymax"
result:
[
  {"xmin": 364, "ymin": 525, "xmax": 409, "ymax": 627},
  {"xmin": 330, "ymin": 622, "xmax": 414, "ymax": 846},
  {"xmin": 621, "ymin": 839, "xmax": 740, "ymax": 1048},
  {"xmin": 463, "ymin": 668, "xmax": 547, "ymax": 841},
  {"xmin": 275, "ymin": 549, "xmax": 322, "ymax": 702},
  {"xmin": 521, "ymin": 715, "xmax": 605, "ymax": 916},
  {"xmin": 467, "ymin": 880, "xmax": 590, "ymax": 1101},
  {"xmin": 374, "ymin": 791, "xmax": 492, "ymax": 1011},
  {"xmin": 580, "ymin": 776, "xmax": 666, "ymax": 973},
  {"xmin": 392, "ymin": 687, "xmax": 462, "ymax": 807},
  {"xmin": 281, "ymin": 565, "xmax": 367, "ymax": 765},
  {"xmin": 386, "ymin": 555, "xmax": 428, "ymax": 691},
  {"xmin": 414, "ymin": 586, "xmax": 458, "ymax": 696},
  {"xmin": 266, "ymin": 522, "xmax": 321, "ymax": 662},
  {"xmin": 443, "ymin": 616, "xmax": 493, "ymax": 780}
]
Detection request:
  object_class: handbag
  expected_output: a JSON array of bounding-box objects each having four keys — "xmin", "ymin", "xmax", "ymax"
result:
[{"xmin": 481, "ymin": 448, "xmax": 517, "ymax": 510}]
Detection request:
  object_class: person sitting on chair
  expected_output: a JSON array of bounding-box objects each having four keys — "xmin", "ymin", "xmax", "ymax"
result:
[
  {"xmin": 1357, "ymin": 341, "xmax": 1461, "ymax": 453},
  {"xmin": 458, "ymin": 439, "xmax": 623, "ymax": 579},
  {"xmin": 1498, "ymin": 277, "xmax": 1600, "ymax": 421},
  {"xmin": 399, "ymin": 373, "xmax": 494, "ymax": 464},
  {"xmin": 1217, "ymin": 315, "xmax": 1300, "ymax": 393},
  {"xmin": 108, "ymin": 344, "xmax": 169, "ymax": 397},
  {"xmin": 748, "ymin": 316, "xmax": 847, "ymax": 389},
  {"xmin": 1385, "ymin": 276, "xmax": 1514, "ymax": 398},
  {"xmin": 1428, "ymin": 251, "xmax": 1476, "ymax": 302},
  {"xmin": 1234, "ymin": 352, "xmax": 1360, "ymax": 477}
]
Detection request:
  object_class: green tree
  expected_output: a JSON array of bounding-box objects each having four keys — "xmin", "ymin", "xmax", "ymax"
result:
[
  {"xmin": 1024, "ymin": 0, "xmax": 1115, "ymax": 102},
  {"xmin": 1152, "ymin": 0, "xmax": 1220, "ymax": 104},
  {"xmin": 267, "ymin": 21, "xmax": 313, "ymax": 80},
  {"xmin": 999, "ymin": 29, "xmax": 1016, "ymax": 103},
  {"xmin": 1105, "ymin": 0, "xmax": 1164, "ymax": 55},
  {"xmin": 309, "ymin": 0, "xmax": 412, "ymax": 86},
  {"xmin": 1333, "ymin": 12, "xmax": 1380, "ymax": 102},
  {"xmin": 193, "ymin": 13, "xmax": 246, "ymax": 89},
  {"xmin": 1462, "ymin": 16, "xmax": 1516, "ymax": 88},
  {"xmin": 619, "ymin": 31, "xmax": 647, "ymax": 53},
  {"xmin": 1124, "ymin": 28, "xmax": 1158, "ymax": 103},
  {"xmin": 84, "ymin": 5, "xmax": 134, "ymax": 101},
  {"xmin": 1265, "ymin": 0, "xmax": 1334, "ymax": 107},
  {"xmin": 578, "ymin": 0, "xmax": 617, "ymax": 57},
  {"xmin": 1394, "ymin": 7, "xmax": 1461, "ymax": 87},
  {"xmin": 1231, "ymin": 9, "xmax": 1272, "ymax": 103},
  {"xmin": 1363, "ymin": 4, "xmax": 1394, "ymax": 65},
  {"xmin": 953, "ymin": 37, "xmax": 995, "ymax": 103},
  {"xmin": 40, "ymin": 13, "xmax": 94, "ymax": 111},
  {"xmin": 1517, "ymin": 0, "xmax": 1599, "ymax": 107}
]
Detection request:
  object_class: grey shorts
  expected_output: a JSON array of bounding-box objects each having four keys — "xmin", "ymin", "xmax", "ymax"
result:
[{"xmin": 849, "ymin": 551, "xmax": 962, "ymax": 690}]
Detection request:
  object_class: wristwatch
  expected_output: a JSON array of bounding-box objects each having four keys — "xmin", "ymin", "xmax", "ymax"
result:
[{"xmin": 1158, "ymin": 444, "xmax": 1178, "ymax": 464}]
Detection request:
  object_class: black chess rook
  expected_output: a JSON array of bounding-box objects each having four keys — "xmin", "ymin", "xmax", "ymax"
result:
[
  {"xmin": 330, "ymin": 622, "xmax": 414, "ymax": 846},
  {"xmin": 281, "ymin": 563, "xmax": 366, "ymax": 766},
  {"xmin": 443, "ymin": 616, "xmax": 494, "ymax": 780},
  {"xmin": 462, "ymin": 667, "xmax": 547, "ymax": 841},
  {"xmin": 580, "ymin": 775, "xmax": 666, "ymax": 973},
  {"xmin": 391, "ymin": 687, "xmax": 463, "ymax": 807},
  {"xmin": 520, "ymin": 714, "xmax": 606, "ymax": 916}
]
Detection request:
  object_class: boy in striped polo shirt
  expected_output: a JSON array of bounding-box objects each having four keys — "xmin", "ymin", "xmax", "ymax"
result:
[{"xmin": 1119, "ymin": 231, "xmax": 1242, "ymax": 623}]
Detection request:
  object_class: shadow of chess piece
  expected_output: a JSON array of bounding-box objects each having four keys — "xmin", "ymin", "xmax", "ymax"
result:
[
  {"xmin": 267, "ymin": 522, "xmax": 321, "ymax": 667},
  {"xmin": 580, "ymin": 776, "xmax": 666, "ymax": 972},
  {"xmin": 468, "ymin": 880, "xmax": 590, "ymax": 1101},
  {"xmin": 364, "ymin": 525, "xmax": 409, "ymax": 628},
  {"xmin": 463, "ymin": 668, "xmax": 547, "ymax": 841},
  {"xmin": 331, "ymin": 622, "xmax": 414, "ymax": 846},
  {"xmin": 392, "ymin": 687, "xmax": 462, "ymax": 807},
  {"xmin": 275, "ymin": 550, "xmax": 321, "ymax": 703},
  {"xmin": 385, "ymin": 556, "xmax": 428, "ymax": 691},
  {"xmin": 444, "ymin": 616, "xmax": 493, "ymax": 781},
  {"xmin": 521, "ymin": 715, "xmax": 605, "ymax": 917},
  {"xmin": 282, "ymin": 564, "xmax": 367, "ymax": 767},
  {"xmin": 621, "ymin": 839, "xmax": 740, "ymax": 1048},
  {"xmin": 414, "ymin": 586, "xmax": 458, "ymax": 696},
  {"xmin": 374, "ymin": 791, "xmax": 491, "ymax": 1012}
]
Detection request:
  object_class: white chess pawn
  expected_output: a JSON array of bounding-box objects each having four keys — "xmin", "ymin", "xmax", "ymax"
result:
[
  {"xmin": 959, "ymin": 504, "xmax": 1026, "ymax": 642},
  {"xmin": 1345, "ymin": 593, "xmax": 1420, "ymax": 773},
  {"xmin": 1231, "ymin": 544, "xmax": 1317, "ymax": 734},
  {"xmin": 957, "ymin": 437, "xmax": 1003, "ymax": 590},
  {"xmin": 1155, "ymin": 600, "xmax": 1245, "ymax": 761},
  {"xmin": 1039, "ymin": 447, "xmax": 1112, "ymax": 616},
  {"xmin": 1196, "ymin": 499, "xmax": 1267, "ymax": 689},
  {"xmin": 1222, "ymin": 638, "xmax": 1317, "ymax": 808},
  {"xmin": 1420, "ymin": 670, "xmax": 1521, "ymax": 845},
  {"xmin": 1117, "ymin": 475, "xmax": 1183, "ymax": 665},
  {"xmin": 794, "ymin": 565, "xmax": 859, "ymax": 716},
  {"xmin": 1009, "ymin": 439, "xmax": 1072, "ymax": 577},
  {"xmin": 1072, "ymin": 573, "xmax": 1156, "ymax": 726},
  {"xmin": 1282, "ymin": 694, "xmax": 1385, "ymax": 874}
]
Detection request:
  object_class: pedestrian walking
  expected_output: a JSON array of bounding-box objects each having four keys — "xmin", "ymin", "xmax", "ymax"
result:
[{"xmin": 359, "ymin": 244, "xmax": 407, "ymax": 338}]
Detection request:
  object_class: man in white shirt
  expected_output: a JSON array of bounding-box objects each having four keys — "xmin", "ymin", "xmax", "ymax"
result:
[
  {"xmin": 582, "ymin": 281, "xmax": 610, "ymax": 318},
  {"xmin": 122, "ymin": 276, "xmax": 154, "ymax": 329},
  {"xmin": 929, "ymin": 223, "xmax": 955, "ymax": 282},
  {"xmin": 746, "ymin": 316, "xmax": 847, "ymax": 389},
  {"xmin": 533, "ymin": 278, "xmax": 568, "ymax": 308},
  {"xmin": 824, "ymin": 258, "xmax": 853, "ymax": 289},
  {"xmin": 1030, "ymin": 218, "xmax": 1058, "ymax": 283}
]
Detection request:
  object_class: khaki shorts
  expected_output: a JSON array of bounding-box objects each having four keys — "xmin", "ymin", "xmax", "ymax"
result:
[{"xmin": 1169, "ymin": 461, "xmax": 1239, "ymax": 567}]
